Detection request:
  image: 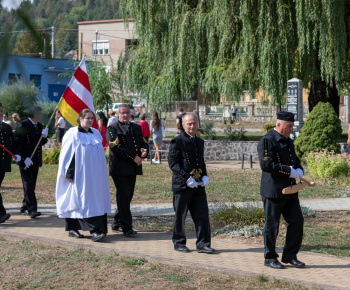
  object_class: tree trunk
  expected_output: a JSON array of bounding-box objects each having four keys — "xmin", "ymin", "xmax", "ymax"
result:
[{"xmin": 308, "ymin": 79, "xmax": 339, "ymax": 117}]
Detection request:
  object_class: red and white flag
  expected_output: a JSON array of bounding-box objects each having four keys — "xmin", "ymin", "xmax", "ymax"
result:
[{"xmin": 57, "ymin": 56, "xmax": 97, "ymax": 128}]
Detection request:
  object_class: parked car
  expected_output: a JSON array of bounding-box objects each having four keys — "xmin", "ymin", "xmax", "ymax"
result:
[{"xmin": 112, "ymin": 103, "xmax": 137, "ymax": 117}]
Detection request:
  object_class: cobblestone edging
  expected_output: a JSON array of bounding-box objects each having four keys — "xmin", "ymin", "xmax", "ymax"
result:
[{"xmin": 45, "ymin": 138, "xmax": 350, "ymax": 162}]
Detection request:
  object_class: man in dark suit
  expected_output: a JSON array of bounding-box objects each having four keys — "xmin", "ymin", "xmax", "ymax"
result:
[
  {"xmin": 0, "ymin": 103, "xmax": 21, "ymax": 223},
  {"xmin": 168, "ymin": 113, "xmax": 214, "ymax": 254},
  {"xmin": 16, "ymin": 106, "xmax": 48, "ymax": 218},
  {"xmin": 257, "ymin": 111, "xmax": 305, "ymax": 269},
  {"xmin": 106, "ymin": 104, "xmax": 149, "ymax": 237}
]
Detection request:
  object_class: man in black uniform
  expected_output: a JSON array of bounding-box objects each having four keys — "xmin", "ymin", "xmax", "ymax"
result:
[
  {"xmin": 0, "ymin": 103, "xmax": 21, "ymax": 223},
  {"xmin": 168, "ymin": 113, "xmax": 214, "ymax": 254},
  {"xmin": 16, "ymin": 106, "xmax": 48, "ymax": 218},
  {"xmin": 257, "ymin": 111, "xmax": 305, "ymax": 269},
  {"xmin": 106, "ymin": 103, "xmax": 149, "ymax": 237},
  {"xmin": 176, "ymin": 107, "xmax": 186, "ymax": 134}
]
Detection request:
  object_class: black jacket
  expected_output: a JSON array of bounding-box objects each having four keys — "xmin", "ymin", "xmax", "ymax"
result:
[
  {"xmin": 0, "ymin": 122, "xmax": 16, "ymax": 172},
  {"xmin": 106, "ymin": 121, "xmax": 149, "ymax": 176},
  {"xmin": 168, "ymin": 133, "xmax": 207, "ymax": 191},
  {"xmin": 15, "ymin": 119, "xmax": 47, "ymax": 167},
  {"xmin": 257, "ymin": 129, "xmax": 303, "ymax": 199}
]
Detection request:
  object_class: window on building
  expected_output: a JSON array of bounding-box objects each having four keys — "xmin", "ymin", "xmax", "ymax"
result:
[
  {"xmin": 92, "ymin": 41, "xmax": 109, "ymax": 55},
  {"xmin": 125, "ymin": 39, "xmax": 138, "ymax": 61},
  {"xmin": 8, "ymin": 73, "xmax": 20, "ymax": 85},
  {"xmin": 30, "ymin": 75, "xmax": 42, "ymax": 90}
]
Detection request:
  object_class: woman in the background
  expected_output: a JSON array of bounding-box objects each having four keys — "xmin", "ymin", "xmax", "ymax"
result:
[
  {"xmin": 55, "ymin": 109, "xmax": 111, "ymax": 242},
  {"xmin": 3, "ymin": 112, "xmax": 12, "ymax": 126},
  {"xmin": 150, "ymin": 111, "xmax": 165, "ymax": 164},
  {"xmin": 97, "ymin": 111, "xmax": 108, "ymax": 148},
  {"xmin": 107, "ymin": 109, "xmax": 117, "ymax": 127},
  {"xmin": 11, "ymin": 113, "xmax": 21, "ymax": 133},
  {"xmin": 55, "ymin": 110, "xmax": 66, "ymax": 147},
  {"xmin": 139, "ymin": 113, "xmax": 150, "ymax": 141}
]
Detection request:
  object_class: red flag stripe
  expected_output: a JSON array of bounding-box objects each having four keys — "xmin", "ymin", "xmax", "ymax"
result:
[
  {"xmin": 74, "ymin": 66, "xmax": 92, "ymax": 93},
  {"xmin": 62, "ymin": 87, "xmax": 98, "ymax": 128}
]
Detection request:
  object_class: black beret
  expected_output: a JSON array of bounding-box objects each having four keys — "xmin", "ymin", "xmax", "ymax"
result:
[{"xmin": 277, "ymin": 111, "xmax": 294, "ymax": 122}]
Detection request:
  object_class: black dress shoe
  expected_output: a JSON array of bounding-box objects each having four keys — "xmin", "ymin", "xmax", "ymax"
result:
[
  {"xmin": 91, "ymin": 232, "xmax": 106, "ymax": 242},
  {"xmin": 111, "ymin": 224, "xmax": 123, "ymax": 232},
  {"xmin": 197, "ymin": 246, "xmax": 215, "ymax": 254},
  {"xmin": 0, "ymin": 213, "xmax": 11, "ymax": 223},
  {"xmin": 282, "ymin": 258, "xmax": 305, "ymax": 268},
  {"xmin": 264, "ymin": 260, "xmax": 285, "ymax": 269},
  {"xmin": 30, "ymin": 211, "xmax": 41, "ymax": 218},
  {"xmin": 174, "ymin": 245, "xmax": 190, "ymax": 253},
  {"xmin": 123, "ymin": 229, "xmax": 137, "ymax": 237},
  {"xmin": 68, "ymin": 230, "xmax": 84, "ymax": 238},
  {"xmin": 20, "ymin": 207, "xmax": 27, "ymax": 214}
]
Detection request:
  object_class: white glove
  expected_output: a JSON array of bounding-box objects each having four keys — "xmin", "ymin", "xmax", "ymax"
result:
[
  {"xmin": 13, "ymin": 155, "xmax": 21, "ymax": 162},
  {"xmin": 202, "ymin": 175, "xmax": 209, "ymax": 187},
  {"xmin": 186, "ymin": 177, "xmax": 198, "ymax": 188},
  {"xmin": 296, "ymin": 168, "xmax": 304, "ymax": 178},
  {"xmin": 289, "ymin": 166, "xmax": 299, "ymax": 181},
  {"xmin": 41, "ymin": 128, "xmax": 48, "ymax": 138},
  {"xmin": 24, "ymin": 157, "xmax": 33, "ymax": 168}
]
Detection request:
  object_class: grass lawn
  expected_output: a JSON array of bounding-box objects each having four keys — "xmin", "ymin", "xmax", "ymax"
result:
[
  {"xmin": 2, "ymin": 163, "xmax": 349, "ymax": 204},
  {"xmin": 0, "ymin": 237, "xmax": 308, "ymax": 289}
]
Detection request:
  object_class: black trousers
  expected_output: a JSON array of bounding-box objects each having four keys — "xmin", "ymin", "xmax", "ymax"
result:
[
  {"xmin": 19, "ymin": 165, "xmax": 39, "ymax": 213},
  {"xmin": 262, "ymin": 197, "xmax": 304, "ymax": 261},
  {"xmin": 65, "ymin": 214, "xmax": 108, "ymax": 234},
  {"xmin": 172, "ymin": 187, "xmax": 211, "ymax": 249},
  {"xmin": 111, "ymin": 175, "xmax": 136, "ymax": 231},
  {"xmin": 0, "ymin": 172, "xmax": 6, "ymax": 216}
]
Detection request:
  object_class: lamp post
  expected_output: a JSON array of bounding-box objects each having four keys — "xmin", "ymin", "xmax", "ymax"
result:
[{"xmin": 95, "ymin": 29, "xmax": 98, "ymax": 61}]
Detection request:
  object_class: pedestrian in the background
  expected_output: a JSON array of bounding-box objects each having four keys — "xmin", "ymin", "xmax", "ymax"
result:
[
  {"xmin": 11, "ymin": 113, "xmax": 21, "ymax": 133},
  {"xmin": 56, "ymin": 109, "xmax": 111, "ymax": 242},
  {"xmin": 55, "ymin": 110, "xmax": 66, "ymax": 147},
  {"xmin": 139, "ymin": 114, "xmax": 150, "ymax": 142},
  {"xmin": 107, "ymin": 109, "xmax": 117, "ymax": 127},
  {"xmin": 0, "ymin": 103, "xmax": 21, "ymax": 224},
  {"xmin": 150, "ymin": 111, "xmax": 165, "ymax": 164},
  {"xmin": 16, "ymin": 106, "xmax": 48, "ymax": 219},
  {"xmin": 3, "ymin": 112, "xmax": 12, "ymax": 126},
  {"xmin": 257, "ymin": 111, "xmax": 305, "ymax": 269},
  {"xmin": 231, "ymin": 105, "xmax": 236, "ymax": 123},
  {"xmin": 130, "ymin": 114, "xmax": 136, "ymax": 123},
  {"xmin": 176, "ymin": 107, "xmax": 186, "ymax": 134},
  {"xmin": 97, "ymin": 111, "xmax": 108, "ymax": 149}
]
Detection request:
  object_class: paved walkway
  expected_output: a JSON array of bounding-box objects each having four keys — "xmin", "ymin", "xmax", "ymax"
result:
[{"xmin": 1, "ymin": 198, "xmax": 350, "ymax": 289}]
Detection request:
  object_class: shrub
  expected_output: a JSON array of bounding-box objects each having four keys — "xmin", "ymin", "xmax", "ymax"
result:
[
  {"xmin": 201, "ymin": 121, "xmax": 216, "ymax": 140},
  {"xmin": 36, "ymin": 98, "xmax": 58, "ymax": 137},
  {"xmin": 294, "ymin": 102, "xmax": 342, "ymax": 160},
  {"xmin": 43, "ymin": 147, "xmax": 60, "ymax": 164},
  {"xmin": 261, "ymin": 122, "xmax": 275, "ymax": 132},
  {"xmin": 306, "ymin": 150, "xmax": 350, "ymax": 180},
  {"xmin": 223, "ymin": 126, "xmax": 247, "ymax": 141},
  {"xmin": 0, "ymin": 81, "xmax": 39, "ymax": 120}
]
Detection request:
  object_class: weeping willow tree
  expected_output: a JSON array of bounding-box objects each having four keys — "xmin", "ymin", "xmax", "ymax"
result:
[{"xmin": 117, "ymin": 0, "xmax": 349, "ymax": 113}]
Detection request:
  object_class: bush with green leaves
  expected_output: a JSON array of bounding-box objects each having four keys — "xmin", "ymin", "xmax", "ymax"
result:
[
  {"xmin": 261, "ymin": 122, "xmax": 275, "ymax": 132},
  {"xmin": 43, "ymin": 147, "xmax": 60, "ymax": 164},
  {"xmin": 0, "ymin": 81, "xmax": 39, "ymax": 119},
  {"xmin": 306, "ymin": 150, "xmax": 350, "ymax": 181},
  {"xmin": 36, "ymin": 98, "xmax": 58, "ymax": 137},
  {"xmin": 223, "ymin": 126, "xmax": 247, "ymax": 141},
  {"xmin": 294, "ymin": 102, "xmax": 342, "ymax": 160},
  {"xmin": 200, "ymin": 121, "xmax": 216, "ymax": 140}
]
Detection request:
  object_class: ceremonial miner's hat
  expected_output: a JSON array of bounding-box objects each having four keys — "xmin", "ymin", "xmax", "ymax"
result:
[{"xmin": 277, "ymin": 111, "xmax": 294, "ymax": 122}]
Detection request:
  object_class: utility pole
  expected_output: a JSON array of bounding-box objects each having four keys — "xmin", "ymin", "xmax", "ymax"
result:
[
  {"xmin": 95, "ymin": 29, "xmax": 98, "ymax": 61},
  {"xmin": 80, "ymin": 32, "xmax": 83, "ymax": 60},
  {"xmin": 51, "ymin": 26, "xmax": 55, "ymax": 59}
]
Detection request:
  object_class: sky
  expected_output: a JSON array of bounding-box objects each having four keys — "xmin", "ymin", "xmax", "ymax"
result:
[{"xmin": 1, "ymin": 0, "xmax": 31, "ymax": 10}]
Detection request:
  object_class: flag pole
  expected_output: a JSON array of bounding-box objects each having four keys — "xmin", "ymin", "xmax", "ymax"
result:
[
  {"xmin": 25, "ymin": 108, "xmax": 57, "ymax": 169},
  {"xmin": 0, "ymin": 143, "xmax": 16, "ymax": 158}
]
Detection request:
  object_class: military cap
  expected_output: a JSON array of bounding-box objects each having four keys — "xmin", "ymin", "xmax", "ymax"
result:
[{"xmin": 277, "ymin": 111, "xmax": 294, "ymax": 122}]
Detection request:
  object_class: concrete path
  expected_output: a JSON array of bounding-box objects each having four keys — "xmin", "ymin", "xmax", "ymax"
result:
[
  {"xmin": 0, "ymin": 211, "xmax": 349, "ymax": 290},
  {"xmin": 2, "ymin": 198, "xmax": 350, "ymax": 289}
]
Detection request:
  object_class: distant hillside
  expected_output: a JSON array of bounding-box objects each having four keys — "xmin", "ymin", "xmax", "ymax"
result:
[{"xmin": 0, "ymin": 0, "xmax": 122, "ymax": 57}]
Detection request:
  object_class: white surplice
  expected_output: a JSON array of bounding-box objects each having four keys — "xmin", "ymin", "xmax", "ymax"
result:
[{"xmin": 55, "ymin": 127, "xmax": 111, "ymax": 218}]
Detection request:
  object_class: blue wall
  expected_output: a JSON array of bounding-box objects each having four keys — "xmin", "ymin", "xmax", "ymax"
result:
[{"xmin": 0, "ymin": 55, "xmax": 76, "ymax": 102}]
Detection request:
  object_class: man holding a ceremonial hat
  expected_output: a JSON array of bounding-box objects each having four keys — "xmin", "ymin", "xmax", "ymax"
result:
[
  {"xmin": 168, "ymin": 113, "xmax": 214, "ymax": 254},
  {"xmin": 257, "ymin": 111, "xmax": 305, "ymax": 269}
]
